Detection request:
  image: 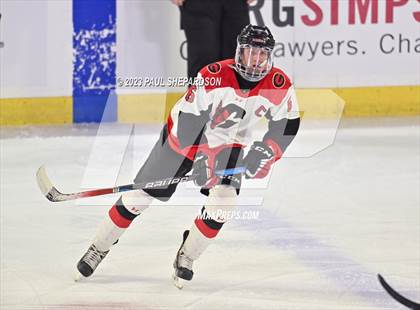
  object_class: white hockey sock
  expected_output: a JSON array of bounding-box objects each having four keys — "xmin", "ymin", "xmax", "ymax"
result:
[
  {"xmin": 182, "ymin": 185, "xmax": 237, "ymax": 261},
  {"xmin": 93, "ymin": 190, "xmax": 154, "ymax": 252},
  {"xmin": 182, "ymin": 223, "xmax": 212, "ymax": 261},
  {"xmin": 93, "ymin": 215, "xmax": 126, "ymax": 252}
]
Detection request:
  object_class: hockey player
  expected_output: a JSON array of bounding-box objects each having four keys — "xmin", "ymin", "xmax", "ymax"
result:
[{"xmin": 76, "ymin": 25, "xmax": 300, "ymax": 287}]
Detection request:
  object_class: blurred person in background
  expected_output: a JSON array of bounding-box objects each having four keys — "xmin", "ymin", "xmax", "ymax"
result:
[{"xmin": 172, "ymin": 0, "xmax": 256, "ymax": 79}]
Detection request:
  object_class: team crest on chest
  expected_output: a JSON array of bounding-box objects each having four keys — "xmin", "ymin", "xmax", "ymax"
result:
[{"xmin": 210, "ymin": 102, "xmax": 246, "ymax": 129}]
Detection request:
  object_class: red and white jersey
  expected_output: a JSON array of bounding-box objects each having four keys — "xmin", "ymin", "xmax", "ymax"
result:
[{"xmin": 167, "ymin": 59, "xmax": 299, "ymax": 159}]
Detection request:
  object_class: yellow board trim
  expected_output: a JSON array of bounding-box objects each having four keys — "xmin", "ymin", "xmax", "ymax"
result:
[
  {"xmin": 0, "ymin": 97, "xmax": 73, "ymax": 126},
  {"xmin": 0, "ymin": 86, "xmax": 418, "ymax": 126},
  {"xmin": 118, "ymin": 92, "xmax": 183, "ymax": 124},
  {"xmin": 334, "ymin": 85, "xmax": 420, "ymax": 117},
  {"xmin": 118, "ymin": 90, "xmax": 344, "ymax": 121},
  {"xmin": 296, "ymin": 89, "xmax": 345, "ymax": 119},
  {"xmin": 118, "ymin": 86, "xmax": 419, "ymax": 123}
]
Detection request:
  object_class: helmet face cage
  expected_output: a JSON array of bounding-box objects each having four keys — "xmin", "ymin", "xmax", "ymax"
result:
[
  {"xmin": 235, "ymin": 44, "xmax": 273, "ymax": 82},
  {"xmin": 235, "ymin": 25, "xmax": 275, "ymax": 82}
]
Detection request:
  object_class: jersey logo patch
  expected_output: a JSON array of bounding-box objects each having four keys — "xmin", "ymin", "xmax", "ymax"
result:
[
  {"xmin": 210, "ymin": 103, "xmax": 246, "ymax": 129},
  {"xmin": 184, "ymin": 85, "xmax": 197, "ymax": 103},
  {"xmin": 272, "ymin": 72, "xmax": 286, "ymax": 88},
  {"xmin": 207, "ymin": 62, "xmax": 221, "ymax": 74}
]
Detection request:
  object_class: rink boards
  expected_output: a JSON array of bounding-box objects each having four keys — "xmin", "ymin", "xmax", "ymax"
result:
[{"xmin": 1, "ymin": 85, "xmax": 419, "ymax": 126}]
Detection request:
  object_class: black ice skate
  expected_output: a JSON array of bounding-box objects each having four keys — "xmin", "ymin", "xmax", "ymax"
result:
[
  {"xmin": 76, "ymin": 244, "xmax": 109, "ymax": 280},
  {"xmin": 173, "ymin": 230, "xmax": 194, "ymax": 289}
]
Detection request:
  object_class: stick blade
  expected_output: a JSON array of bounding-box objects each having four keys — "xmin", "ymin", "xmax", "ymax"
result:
[
  {"xmin": 36, "ymin": 165, "xmax": 66, "ymax": 202},
  {"xmin": 36, "ymin": 165, "xmax": 53, "ymax": 196}
]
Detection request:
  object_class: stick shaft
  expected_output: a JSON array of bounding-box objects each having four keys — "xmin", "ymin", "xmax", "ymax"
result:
[{"xmin": 37, "ymin": 166, "xmax": 246, "ymax": 202}]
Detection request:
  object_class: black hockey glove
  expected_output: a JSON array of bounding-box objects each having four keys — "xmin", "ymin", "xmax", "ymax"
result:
[
  {"xmin": 243, "ymin": 141, "xmax": 275, "ymax": 179},
  {"xmin": 192, "ymin": 153, "xmax": 219, "ymax": 188}
]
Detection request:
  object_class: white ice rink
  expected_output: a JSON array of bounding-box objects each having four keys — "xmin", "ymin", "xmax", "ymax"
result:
[{"xmin": 1, "ymin": 117, "xmax": 419, "ymax": 310}]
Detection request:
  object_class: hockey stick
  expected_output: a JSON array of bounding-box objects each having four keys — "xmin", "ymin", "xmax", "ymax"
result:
[
  {"xmin": 377, "ymin": 274, "xmax": 420, "ymax": 309},
  {"xmin": 36, "ymin": 165, "xmax": 246, "ymax": 203}
]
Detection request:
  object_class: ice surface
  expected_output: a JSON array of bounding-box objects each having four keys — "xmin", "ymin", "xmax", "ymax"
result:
[{"xmin": 1, "ymin": 118, "xmax": 419, "ymax": 310}]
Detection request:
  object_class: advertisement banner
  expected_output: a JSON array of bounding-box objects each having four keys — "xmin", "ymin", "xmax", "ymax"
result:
[{"xmin": 246, "ymin": 0, "xmax": 420, "ymax": 87}]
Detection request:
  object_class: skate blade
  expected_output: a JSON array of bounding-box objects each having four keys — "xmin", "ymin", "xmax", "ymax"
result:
[
  {"xmin": 74, "ymin": 270, "xmax": 86, "ymax": 282},
  {"xmin": 173, "ymin": 272, "xmax": 186, "ymax": 290}
]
